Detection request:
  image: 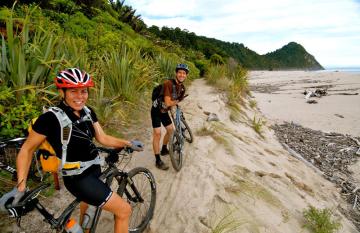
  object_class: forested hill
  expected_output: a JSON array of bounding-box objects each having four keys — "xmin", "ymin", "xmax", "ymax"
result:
[
  {"xmin": 148, "ymin": 26, "xmax": 324, "ymax": 70},
  {"xmin": 264, "ymin": 42, "xmax": 323, "ymax": 70}
]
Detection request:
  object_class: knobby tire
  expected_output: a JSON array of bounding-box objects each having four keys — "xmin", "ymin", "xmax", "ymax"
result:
[{"xmin": 117, "ymin": 167, "xmax": 156, "ymax": 233}]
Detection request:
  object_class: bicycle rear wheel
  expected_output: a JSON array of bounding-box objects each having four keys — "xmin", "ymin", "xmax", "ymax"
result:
[
  {"xmin": 117, "ymin": 167, "xmax": 156, "ymax": 233},
  {"xmin": 181, "ymin": 118, "xmax": 193, "ymax": 143},
  {"xmin": 169, "ymin": 132, "xmax": 183, "ymax": 171}
]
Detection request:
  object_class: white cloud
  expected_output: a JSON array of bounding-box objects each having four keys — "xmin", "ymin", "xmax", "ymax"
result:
[{"xmin": 126, "ymin": 0, "xmax": 360, "ymax": 67}]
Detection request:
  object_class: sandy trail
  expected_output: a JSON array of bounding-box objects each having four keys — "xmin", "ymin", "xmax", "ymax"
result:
[{"xmin": 4, "ymin": 78, "xmax": 358, "ymax": 233}]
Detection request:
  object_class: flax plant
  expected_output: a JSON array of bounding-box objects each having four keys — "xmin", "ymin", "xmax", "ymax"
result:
[
  {"xmin": 0, "ymin": 5, "xmax": 66, "ymax": 96},
  {"xmin": 155, "ymin": 54, "xmax": 177, "ymax": 81},
  {"xmin": 100, "ymin": 47, "xmax": 135, "ymax": 102}
]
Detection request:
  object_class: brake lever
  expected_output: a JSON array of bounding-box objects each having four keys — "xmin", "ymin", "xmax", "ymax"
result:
[{"xmin": 124, "ymin": 147, "xmax": 134, "ymax": 154}]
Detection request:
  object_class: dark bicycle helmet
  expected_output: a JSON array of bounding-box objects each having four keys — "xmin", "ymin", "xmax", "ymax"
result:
[
  {"xmin": 175, "ymin": 63, "xmax": 189, "ymax": 74},
  {"xmin": 55, "ymin": 68, "xmax": 94, "ymax": 88}
]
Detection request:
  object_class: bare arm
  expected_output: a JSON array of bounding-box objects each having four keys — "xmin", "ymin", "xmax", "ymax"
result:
[
  {"xmin": 16, "ymin": 131, "xmax": 46, "ymax": 192},
  {"xmin": 164, "ymin": 95, "xmax": 179, "ymax": 108},
  {"xmin": 93, "ymin": 122, "xmax": 131, "ymax": 148}
]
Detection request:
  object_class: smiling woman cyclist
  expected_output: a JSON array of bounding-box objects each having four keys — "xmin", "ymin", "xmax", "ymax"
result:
[{"xmin": 0, "ymin": 68, "xmax": 144, "ymax": 233}]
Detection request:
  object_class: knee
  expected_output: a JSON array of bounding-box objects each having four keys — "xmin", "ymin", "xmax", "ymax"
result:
[
  {"xmin": 116, "ymin": 201, "xmax": 131, "ymax": 220},
  {"xmin": 166, "ymin": 127, "xmax": 174, "ymax": 134},
  {"xmin": 153, "ymin": 131, "xmax": 161, "ymax": 140},
  {"xmin": 123, "ymin": 202, "xmax": 132, "ymax": 218}
]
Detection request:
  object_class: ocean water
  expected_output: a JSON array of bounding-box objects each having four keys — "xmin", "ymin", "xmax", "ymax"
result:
[{"xmin": 321, "ymin": 67, "xmax": 360, "ymax": 74}]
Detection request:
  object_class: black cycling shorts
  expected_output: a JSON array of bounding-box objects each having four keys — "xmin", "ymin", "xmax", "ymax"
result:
[
  {"xmin": 151, "ymin": 106, "xmax": 172, "ymax": 128},
  {"xmin": 63, "ymin": 165, "xmax": 112, "ymax": 207}
]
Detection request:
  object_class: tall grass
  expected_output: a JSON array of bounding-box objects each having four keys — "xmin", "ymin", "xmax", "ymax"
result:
[
  {"xmin": 252, "ymin": 115, "xmax": 265, "ymax": 137},
  {"xmin": 205, "ymin": 65, "xmax": 227, "ymax": 87},
  {"xmin": 303, "ymin": 206, "xmax": 341, "ymax": 233},
  {"xmin": 0, "ymin": 6, "xmax": 61, "ymax": 90},
  {"xmin": 99, "ymin": 46, "xmax": 151, "ymax": 102},
  {"xmin": 212, "ymin": 209, "xmax": 246, "ymax": 233},
  {"xmin": 155, "ymin": 54, "xmax": 177, "ymax": 81},
  {"xmin": 205, "ymin": 63, "xmax": 248, "ymax": 122},
  {"xmin": 92, "ymin": 45, "xmax": 161, "ymax": 125},
  {"xmin": 205, "ymin": 64, "xmax": 248, "ymax": 99}
]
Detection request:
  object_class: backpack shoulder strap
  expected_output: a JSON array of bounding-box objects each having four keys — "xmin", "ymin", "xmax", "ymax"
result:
[
  {"xmin": 170, "ymin": 78, "xmax": 177, "ymax": 100},
  {"xmin": 47, "ymin": 107, "xmax": 73, "ymax": 171},
  {"xmin": 81, "ymin": 106, "xmax": 94, "ymax": 124}
]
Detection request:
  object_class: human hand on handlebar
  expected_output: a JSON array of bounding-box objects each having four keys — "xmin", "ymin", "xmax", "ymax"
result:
[
  {"xmin": 129, "ymin": 140, "xmax": 144, "ymax": 152},
  {"xmin": 178, "ymin": 94, "xmax": 189, "ymax": 102},
  {"xmin": 0, "ymin": 187, "xmax": 25, "ymax": 213}
]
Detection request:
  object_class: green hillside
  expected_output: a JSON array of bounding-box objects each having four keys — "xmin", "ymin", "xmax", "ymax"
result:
[
  {"xmin": 0, "ymin": 0, "xmax": 322, "ymax": 139},
  {"xmin": 149, "ymin": 26, "xmax": 323, "ymax": 70},
  {"xmin": 0, "ymin": 1, "xmax": 249, "ymax": 139},
  {"xmin": 264, "ymin": 42, "xmax": 323, "ymax": 70}
]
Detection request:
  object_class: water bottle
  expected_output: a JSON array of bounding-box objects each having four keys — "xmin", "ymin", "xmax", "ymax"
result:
[
  {"xmin": 82, "ymin": 205, "xmax": 97, "ymax": 230},
  {"xmin": 65, "ymin": 218, "xmax": 83, "ymax": 233}
]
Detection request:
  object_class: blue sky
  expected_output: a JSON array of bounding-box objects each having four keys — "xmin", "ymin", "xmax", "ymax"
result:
[{"xmin": 126, "ymin": 0, "xmax": 360, "ymax": 68}]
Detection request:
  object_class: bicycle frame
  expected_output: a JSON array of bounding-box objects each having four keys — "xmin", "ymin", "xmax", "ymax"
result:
[
  {"xmin": 12, "ymin": 147, "xmax": 149, "ymax": 233},
  {"xmin": 0, "ymin": 138, "xmax": 27, "ymax": 180},
  {"xmin": 171, "ymin": 105, "xmax": 185, "ymax": 146},
  {"xmin": 29, "ymin": 162, "xmax": 129, "ymax": 232}
]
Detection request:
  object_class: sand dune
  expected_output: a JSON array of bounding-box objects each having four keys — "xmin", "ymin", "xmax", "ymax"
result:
[{"xmin": 135, "ymin": 78, "xmax": 357, "ymax": 232}]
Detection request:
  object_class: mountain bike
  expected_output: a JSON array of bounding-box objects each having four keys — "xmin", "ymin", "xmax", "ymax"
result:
[
  {"xmin": 0, "ymin": 137, "xmax": 43, "ymax": 183},
  {"xmin": 0, "ymin": 137, "xmax": 54, "ymax": 190},
  {"xmin": 168, "ymin": 104, "xmax": 193, "ymax": 171},
  {"xmin": 3, "ymin": 147, "xmax": 156, "ymax": 233}
]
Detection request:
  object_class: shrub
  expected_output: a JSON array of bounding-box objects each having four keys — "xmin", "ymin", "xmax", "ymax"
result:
[
  {"xmin": 210, "ymin": 53, "xmax": 225, "ymax": 65},
  {"xmin": 303, "ymin": 206, "xmax": 341, "ymax": 233},
  {"xmin": 63, "ymin": 12, "xmax": 95, "ymax": 38},
  {"xmin": 0, "ymin": 87, "xmax": 41, "ymax": 138}
]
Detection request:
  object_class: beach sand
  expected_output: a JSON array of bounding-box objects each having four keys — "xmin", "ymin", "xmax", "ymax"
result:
[{"xmin": 249, "ymin": 71, "xmax": 360, "ymax": 137}]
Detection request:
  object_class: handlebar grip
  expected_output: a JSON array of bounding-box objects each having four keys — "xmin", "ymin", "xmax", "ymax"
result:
[{"xmin": 16, "ymin": 184, "xmax": 50, "ymax": 207}]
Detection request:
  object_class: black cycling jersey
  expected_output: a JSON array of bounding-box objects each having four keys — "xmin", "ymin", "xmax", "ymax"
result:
[
  {"xmin": 32, "ymin": 101, "xmax": 98, "ymax": 162},
  {"xmin": 33, "ymin": 102, "xmax": 113, "ymax": 206}
]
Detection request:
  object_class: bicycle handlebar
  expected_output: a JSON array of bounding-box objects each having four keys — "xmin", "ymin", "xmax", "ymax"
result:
[
  {"xmin": 0, "ymin": 137, "xmax": 26, "ymax": 149},
  {"xmin": 4, "ymin": 183, "xmax": 50, "ymax": 218},
  {"xmin": 97, "ymin": 147, "xmax": 135, "ymax": 165}
]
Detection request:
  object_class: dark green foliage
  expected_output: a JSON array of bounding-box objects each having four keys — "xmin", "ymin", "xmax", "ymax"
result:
[
  {"xmin": 210, "ymin": 54, "xmax": 225, "ymax": 65},
  {"xmin": 0, "ymin": 87, "xmax": 41, "ymax": 138},
  {"xmin": 47, "ymin": 0, "xmax": 80, "ymax": 14},
  {"xmin": 194, "ymin": 60, "xmax": 208, "ymax": 77},
  {"xmin": 63, "ymin": 12, "xmax": 95, "ymax": 38}
]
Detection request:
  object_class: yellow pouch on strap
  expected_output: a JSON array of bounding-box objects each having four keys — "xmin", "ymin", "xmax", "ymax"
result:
[{"xmin": 62, "ymin": 162, "xmax": 81, "ymax": 170}]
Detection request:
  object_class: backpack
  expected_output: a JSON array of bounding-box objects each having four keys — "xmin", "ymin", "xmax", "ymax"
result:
[
  {"xmin": 28, "ymin": 106, "xmax": 100, "ymax": 176},
  {"xmin": 151, "ymin": 78, "xmax": 177, "ymax": 102},
  {"xmin": 28, "ymin": 109, "xmax": 62, "ymax": 173}
]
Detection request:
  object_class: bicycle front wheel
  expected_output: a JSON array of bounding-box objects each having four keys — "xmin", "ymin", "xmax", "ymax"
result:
[
  {"xmin": 118, "ymin": 167, "xmax": 156, "ymax": 233},
  {"xmin": 169, "ymin": 132, "xmax": 183, "ymax": 171},
  {"xmin": 181, "ymin": 118, "xmax": 193, "ymax": 143}
]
